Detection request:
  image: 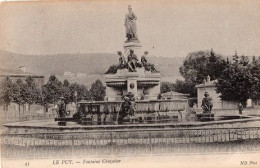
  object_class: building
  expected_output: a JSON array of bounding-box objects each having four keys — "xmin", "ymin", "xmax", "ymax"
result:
[
  {"xmin": 196, "ymin": 77, "xmax": 237, "ymax": 110},
  {"xmin": 161, "ymin": 91, "xmax": 189, "ymax": 100},
  {"xmin": 0, "ymin": 67, "xmax": 45, "ymax": 112},
  {"xmin": 76, "ymin": 73, "xmax": 87, "ymax": 78},
  {"xmin": 64, "ymin": 71, "xmax": 75, "ymax": 78},
  {"xmin": 0, "ymin": 66, "xmax": 44, "ymax": 87},
  {"xmin": 195, "ymin": 76, "xmax": 260, "ymax": 110}
]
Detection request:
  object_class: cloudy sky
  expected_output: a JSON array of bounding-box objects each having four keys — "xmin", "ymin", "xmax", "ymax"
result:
[{"xmin": 0, "ymin": 0, "xmax": 259, "ymax": 57}]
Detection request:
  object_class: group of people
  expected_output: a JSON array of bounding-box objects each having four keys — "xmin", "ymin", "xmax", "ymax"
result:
[{"xmin": 117, "ymin": 49, "xmax": 159, "ymax": 72}]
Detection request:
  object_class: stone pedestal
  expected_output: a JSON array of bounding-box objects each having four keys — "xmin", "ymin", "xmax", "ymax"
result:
[
  {"xmin": 105, "ymin": 38, "xmax": 161, "ymax": 101},
  {"xmin": 123, "ymin": 41, "xmax": 142, "ymax": 59},
  {"xmin": 105, "ymin": 69, "xmax": 161, "ymax": 101}
]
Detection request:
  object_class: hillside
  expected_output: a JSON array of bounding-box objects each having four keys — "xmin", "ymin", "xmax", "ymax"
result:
[{"xmin": 0, "ymin": 50, "xmax": 184, "ymax": 85}]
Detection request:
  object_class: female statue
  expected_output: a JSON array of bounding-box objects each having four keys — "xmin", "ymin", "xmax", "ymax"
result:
[{"xmin": 124, "ymin": 5, "xmax": 138, "ymax": 41}]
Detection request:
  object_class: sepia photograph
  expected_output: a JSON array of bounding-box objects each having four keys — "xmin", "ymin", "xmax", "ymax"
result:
[{"xmin": 0, "ymin": 0, "xmax": 260, "ymax": 167}]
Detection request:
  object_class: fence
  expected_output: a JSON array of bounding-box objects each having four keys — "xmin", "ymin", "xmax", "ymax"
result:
[
  {"xmin": 1, "ymin": 113, "xmax": 56, "ymax": 124},
  {"xmin": 1, "ymin": 127, "xmax": 260, "ymax": 159}
]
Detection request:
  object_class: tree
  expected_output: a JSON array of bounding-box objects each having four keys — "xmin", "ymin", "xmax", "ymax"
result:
[
  {"xmin": 13, "ymin": 79, "xmax": 26, "ymax": 114},
  {"xmin": 78, "ymin": 84, "xmax": 90, "ymax": 100},
  {"xmin": 160, "ymin": 82, "xmax": 174, "ymax": 93},
  {"xmin": 89, "ymin": 80, "xmax": 106, "ymax": 101},
  {"xmin": 23, "ymin": 76, "xmax": 40, "ymax": 112},
  {"xmin": 0, "ymin": 77, "xmax": 15, "ymax": 111},
  {"xmin": 216, "ymin": 57, "xmax": 254, "ymax": 106},
  {"xmin": 250, "ymin": 56, "xmax": 260, "ymax": 101},
  {"xmin": 208, "ymin": 49, "xmax": 227, "ymax": 80},
  {"xmin": 69, "ymin": 83, "xmax": 89, "ymax": 103},
  {"xmin": 239, "ymin": 55, "xmax": 249, "ymax": 66},
  {"xmin": 178, "ymin": 50, "xmax": 226, "ymax": 96},
  {"xmin": 41, "ymin": 75, "xmax": 63, "ymax": 108},
  {"xmin": 173, "ymin": 79, "xmax": 195, "ymax": 96},
  {"xmin": 62, "ymin": 79, "xmax": 71, "ymax": 103},
  {"xmin": 232, "ymin": 51, "xmax": 239, "ymax": 64}
]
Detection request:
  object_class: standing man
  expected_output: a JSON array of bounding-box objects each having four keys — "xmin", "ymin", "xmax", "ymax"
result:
[{"xmin": 238, "ymin": 103, "xmax": 243, "ymax": 114}]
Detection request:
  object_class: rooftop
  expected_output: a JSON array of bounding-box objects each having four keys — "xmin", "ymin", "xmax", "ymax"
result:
[
  {"xmin": 161, "ymin": 91, "xmax": 189, "ymax": 97},
  {"xmin": 0, "ymin": 67, "xmax": 44, "ymax": 78},
  {"xmin": 196, "ymin": 79, "xmax": 217, "ymax": 88}
]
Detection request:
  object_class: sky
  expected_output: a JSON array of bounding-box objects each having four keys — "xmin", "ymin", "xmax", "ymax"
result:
[{"xmin": 0, "ymin": 0, "xmax": 259, "ymax": 58}]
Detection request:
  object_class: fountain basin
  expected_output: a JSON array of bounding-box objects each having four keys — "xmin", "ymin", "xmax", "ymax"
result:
[{"xmin": 2, "ymin": 115, "xmax": 260, "ymax": 134}]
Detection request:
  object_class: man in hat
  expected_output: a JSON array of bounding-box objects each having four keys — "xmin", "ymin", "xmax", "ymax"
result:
[
  {"xmin": 127, "ymin": 49, "xmax": 139, "ymax": 72},
  {"xmin": 57, "ymin": 97, "xmax": 67, "ymax": 117},
  {"xmin": 201, "ymin": 92, "xmax": 213, "ymax": 113},
  {"xmin": 141, "ymin": 51, "xmax": 159, "ymax": 72}
]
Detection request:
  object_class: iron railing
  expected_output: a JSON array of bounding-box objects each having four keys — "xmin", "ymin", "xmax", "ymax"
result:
[{"xmin": 1, "ymin": 127, "xmax": 260, "ymax": 159}]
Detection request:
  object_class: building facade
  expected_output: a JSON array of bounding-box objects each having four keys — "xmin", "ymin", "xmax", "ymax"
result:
[{"xmin": 0, "ymin": 67, "xmax": 45, "ymax": 87}]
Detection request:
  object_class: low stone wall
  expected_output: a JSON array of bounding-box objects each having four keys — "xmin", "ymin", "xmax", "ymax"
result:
[
  {"xmin": 212, "ymin": 108, "xmax": 260, "ymax": 116},
  {"xmin": 3, "ymin": 116, "xmax": 260, "ymax": 134},
  {"xmin": 78, "ymin": 99, "xmax": 188, "ymax": 114},
  {"xmin": 192, "ymin": 108, "xmax": 260, "ymax": 117}
]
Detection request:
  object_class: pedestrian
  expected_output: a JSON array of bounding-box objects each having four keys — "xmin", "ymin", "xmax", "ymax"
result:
[{"xmin": 238, "ymin": 103, "xmax": 243, "ymax": 115}]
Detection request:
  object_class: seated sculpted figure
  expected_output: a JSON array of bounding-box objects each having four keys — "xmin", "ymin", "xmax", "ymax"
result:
[
  {"xmin": 141, "ymin": 51, "xmax": 159, "ymax": 73},
  {"xmin": 201, "ymin": 92, "xmax": 213, "ymax": 113},
  {"xmin": 127, "ymin": 49, "xmax": 139, "ymax": 72},
  {"xmin": 105, "ymin": 51, "xmax": 127, "ymax": 74},
  {"xmin": 117, "ymin": 51, "xmax": 127, "ymax": 69}
]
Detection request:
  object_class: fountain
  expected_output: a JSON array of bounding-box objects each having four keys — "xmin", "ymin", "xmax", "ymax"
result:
[{"xmin": 3, "ymin": 6, "xmax": 260, "ymax": 134}]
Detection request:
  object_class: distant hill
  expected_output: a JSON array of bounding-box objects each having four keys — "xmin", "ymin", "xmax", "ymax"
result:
[{"xmin": 0, "ymin": 50, "xmax": 184, "ymax": 85}]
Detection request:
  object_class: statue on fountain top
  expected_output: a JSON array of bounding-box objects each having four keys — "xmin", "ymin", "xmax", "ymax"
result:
[
  {"xmin": 127, "ymin": 49, "xmax": 139, "ymax": 72},
  {"xmin": 105, "ymin": 49, "xmax": 160, "ymax": 74},
  {"xmin": 141, "ymin": 51, "xmax": 160, "ymax": 73},
  {"xmin": 124, "ymin": 5, "xmax": 139, "ymax": 42}
]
